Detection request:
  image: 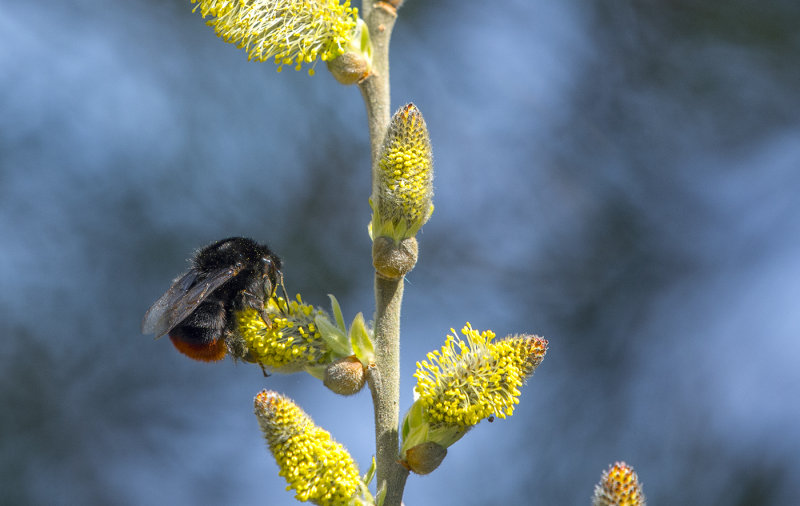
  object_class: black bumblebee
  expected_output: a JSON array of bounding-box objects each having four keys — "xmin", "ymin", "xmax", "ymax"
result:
[{"xmin": 142, "ymin": 237, "xmax": 282, "ymax": 362}]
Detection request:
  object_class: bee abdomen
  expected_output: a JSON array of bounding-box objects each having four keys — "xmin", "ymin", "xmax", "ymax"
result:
[{"xmin": 168, "ymin": 301, "xmax": 228, "ymax": 362}]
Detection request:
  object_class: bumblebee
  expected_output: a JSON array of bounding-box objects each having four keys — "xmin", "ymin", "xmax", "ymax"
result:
[{"xmin": 142, "ymin": 237, "xmax": 282, "ymax": 362}]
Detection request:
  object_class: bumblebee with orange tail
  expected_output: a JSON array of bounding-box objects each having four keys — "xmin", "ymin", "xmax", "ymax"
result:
[{"xmin": 142, "ymin": 237, "xmax": 282, "ymax": 363}]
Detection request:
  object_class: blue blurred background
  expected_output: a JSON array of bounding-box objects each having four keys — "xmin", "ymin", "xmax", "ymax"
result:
[{"xmin": 2, "ymin": 1, "xmax": 799, "ymax": 504}]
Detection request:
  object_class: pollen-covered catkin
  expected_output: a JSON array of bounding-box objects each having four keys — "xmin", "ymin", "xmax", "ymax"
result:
[
  {"xmin": 236, "ymin": 295, "xmax": 331, "ymax": 372},
  {"xmin": 191, "ymin": 0, "xmax": 360, "ymax": 74},
  {"xmin": 254, "ymin": 390, "xmax": 362, "ymax": 505},
  {"xmin": 414, "ymin": 324, "xmax": 548, "ymax": 427},
  {"xmin": 592, "ymin": 462, "xmax": 647, "ymax": 506},
  {"xmin": 371, "ymin": 103, "xmax": 434, "ymax": 243}
]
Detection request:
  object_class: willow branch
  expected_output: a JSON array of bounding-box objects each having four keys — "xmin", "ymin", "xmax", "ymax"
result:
[{"xmin": 358, "ymin": 3, "xmax": 409, "ymax": 505}]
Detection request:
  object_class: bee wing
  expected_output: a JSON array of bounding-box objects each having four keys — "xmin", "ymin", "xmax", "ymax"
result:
[{"xmin": 141, "ymin": 267, "xmax": 237, "ymax": 337}]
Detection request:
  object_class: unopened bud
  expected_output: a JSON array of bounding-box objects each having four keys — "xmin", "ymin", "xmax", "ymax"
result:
[
  {"xmin": 323, "ymin": 355, "xmax": 367, "ymax": 395},
  {"xmin": 327, "ymin": 18, "xmax": 372, "ymax": 84},
  {"xmin": 372, "ymin": 236, "xmax": 418, "ymax": 279},
  {"xmin": 401, "ymin": 442, "xmax": 447, "ymax": 475}
]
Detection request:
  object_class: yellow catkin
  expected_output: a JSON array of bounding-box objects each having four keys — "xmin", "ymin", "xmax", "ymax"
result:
[
  {"xmin": 592, "ymin": 461, "xmax": 647, "ymax": 506},
  {"xmin": 373, "ymin": 103, "xmax": 434, "ymax": 240},
  {"xmin": 254, "ymin": 391, "xmax": 361, "ymax": 505},
  {"xmin": 236, "ymin": 295, "xmax": 330, "ymax": 372},
  {"xmin": 414, "ymin": 324, "xmax": 548, "ymax": 427},
  {"xmin": 191, "ymin": 0, "xmax": 359, "ymax": 73}
]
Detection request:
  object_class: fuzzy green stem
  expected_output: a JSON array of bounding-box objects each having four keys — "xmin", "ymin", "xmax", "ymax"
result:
[
  {"xmin": 358, "ymin": 3, "xmax": 409, "ymax": 505},
  {"xmin": 371, "ymin": 276, "xmax": 409, "ymax": 505},
  {"xmin": 360, "ymin": 3, "xmax": 395, "ymax": 174}
]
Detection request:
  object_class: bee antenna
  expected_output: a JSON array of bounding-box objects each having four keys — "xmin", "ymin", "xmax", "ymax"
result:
[{"xmin": 278, "ymin": 272, "xmax": 291, "ymax": 315}]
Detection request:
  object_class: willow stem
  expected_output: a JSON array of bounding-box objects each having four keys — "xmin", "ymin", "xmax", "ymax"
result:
[{"xmin": 358, "ymin": 3, "xmax": 409, "ymax": 505}]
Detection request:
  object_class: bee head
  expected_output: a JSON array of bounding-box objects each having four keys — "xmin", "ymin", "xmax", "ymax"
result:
[{"xmin": 260, "ymin": 254, "xmax": 283, "ymax": 297}]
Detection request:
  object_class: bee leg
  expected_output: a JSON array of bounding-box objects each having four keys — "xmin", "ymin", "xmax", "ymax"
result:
[
  {"xmin": 258, "ymin": 362, "xmax": 271, "ymax": 378},
  {"xmin": 259, "ymin": 308, "xmax": 274, "ymax": 329}
]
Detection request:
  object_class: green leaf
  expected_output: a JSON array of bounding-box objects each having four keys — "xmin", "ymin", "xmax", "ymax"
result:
[
  {"xmin": 328, "ymin": 294, "xmax": 346, "ymax": 332},
  {"xmin": 362, "ymin": 455, "xmax": 377, "ymax": 485},
  {"xmin": 400, "ymin": 400, "xmax": 428, "ymax": 451},
  {"xmin": 375, "ymin": 485, "xmax": 387, "ymax": 506},
  {"xmin": 349, "ymin": 312, "xmax": 374, "ymax": 364},
  {"xmin": 315, "ymin": 314, "xmax": 352, "ymax": 357},
  {"xmin": 427, "ymin": 424, "xmax": 471, "ymax": 449},
  {"xmin": 304, "ymin": 364, "xmax": 327, "ymax": 381}
]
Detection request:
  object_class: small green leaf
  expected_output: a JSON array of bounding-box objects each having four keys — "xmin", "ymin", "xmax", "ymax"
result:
[
  {"xmin": 402, "ymin": 423, "xmax": 431, "ymax": 454},
  {"xmin": 362, "ymin": 455, "xmax": 377, "ymax": 486},
  {"xmin": 427, "ymin": 423, "xmax": 470, "ymax": 449},
  {"xmin": 304, "ymin": 364, "xmax": 327, "ymax": 381},
  {"xmin": 400, "ymin": 400, "xmax": 428, "ymax": 451},
  {"xmin": 375, "ymin": 485, "xmax": 387, "ymax": 506},
  {"xmin": 349, "ymin": 312, "xmax": 374, "ymax": 364},
  {"xmin": 315, "ymin": 314, "xmax": 352, "ymax": 357},
  {"xmin": 328, "ymin": 294, "xmax": 346, "ymax": 332},
  {"xmin": 359, "ymin": 18, "xmax": 372, "ymax": 59}
]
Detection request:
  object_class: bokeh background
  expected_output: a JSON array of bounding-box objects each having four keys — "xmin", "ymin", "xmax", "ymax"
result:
[{"xmin": 2, "ymin": 1, "xmax": 799, "ymax": 504}]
